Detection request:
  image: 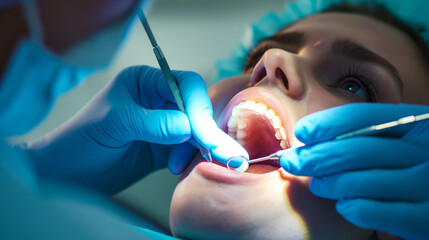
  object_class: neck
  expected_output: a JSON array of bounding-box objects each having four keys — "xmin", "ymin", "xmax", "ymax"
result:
[{"xmin": 0, "ymin": 4, "xmax": 28, "ymax": 81}]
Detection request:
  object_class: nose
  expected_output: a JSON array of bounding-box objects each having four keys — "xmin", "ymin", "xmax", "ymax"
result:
[{"xmin": 251, "ymin": 48, "xmax": 306, "ymax": 99}]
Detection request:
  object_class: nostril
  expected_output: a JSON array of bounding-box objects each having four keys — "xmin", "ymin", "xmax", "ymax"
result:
[
  {"xmin": 276, "ymin": 68, "xmax": 288, "ymax": 89},
  {"xmin": 252, "ymin": 67, "xmax": 267, "ymax": 86}
]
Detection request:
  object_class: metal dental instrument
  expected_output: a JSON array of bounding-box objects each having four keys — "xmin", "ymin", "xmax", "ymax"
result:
[
  {"xmin": 228, "ymin": 113, "xmax": 429, "ymax": 168},
  {"xmin": 226, "ymin": 152, "xmax": 284, "ymax": 170},
  {"xmin": 138, "ymin": 10, "xmax": 212, "ymax": 162},
  {"xmin": 334, "ymin": 113, "xmax": 429, "ymax": 140}
]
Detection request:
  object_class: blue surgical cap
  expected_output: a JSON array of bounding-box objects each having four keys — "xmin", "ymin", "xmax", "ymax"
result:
[{"xmin": 215, "ymin": 0, "xmax": 429, "ymax": 82}]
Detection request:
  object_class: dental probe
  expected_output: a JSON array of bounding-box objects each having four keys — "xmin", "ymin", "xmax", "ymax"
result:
[
  {"xmin": 138, "ymin": 10, "xmax": 212, "ymax": 162},
  {"xmin": 334, "ymin": 113, "xmax": 429, "ymax": 140},
  {"xmin": 227, "ymin": 112, "xmax": 429, "ymax": 169}
]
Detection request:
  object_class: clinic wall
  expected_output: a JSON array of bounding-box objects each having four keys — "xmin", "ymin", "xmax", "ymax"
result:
[{"xmin": 10, "ymin": 0, "xmax": 290, "ymax": 232}]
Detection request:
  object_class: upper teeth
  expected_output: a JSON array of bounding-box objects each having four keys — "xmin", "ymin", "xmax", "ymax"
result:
[{"xmin": 227, "ymin": 100, "xmax": 289, "ymax": 149}]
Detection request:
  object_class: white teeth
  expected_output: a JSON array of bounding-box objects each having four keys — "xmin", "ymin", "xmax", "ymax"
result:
[
  {"xmin": 275, "ymin": 130, "xmax": 282, "ymax": 140},
  {"xmin": 272, "ymin": 116, "xmax": 281, "ymax": 129},
  {"xmin": 280, "ymin": 140, "xmax": 288, "ymax": 149},
  {"xmin": 236, "ymin": 129, "xmax": 247, "ymax": 139},
  {"xmin": 264, "ymin": 109, "xmax": 275, "ymax": 119},
  {"xmin": 279, "ymin": 127, "xmax": 286, "ymax": 140},
  {"xmin": 231, "ymin": 107, "xmax": 240, "ymax": 117},
  {"xmin": 227, "ymin": 99, "xmax": 290, "ymax": 150},
  {"xmin": 242, "ymin": 100, "xmax": 256, "ymax": 109},
  {"xmin": 237, "ymin": 120, "xmax": 247, "ymax": 129},
  {"xmin": 253, "ymin": 103, "xmax": 268, "ymax": 114},
  {"xmin": 275, "ymin": 127, "xmax": 288, "ymax": 142},
  {"xmin": 227, "ymin": 116, "xmax": 237, "ymax": 129}
]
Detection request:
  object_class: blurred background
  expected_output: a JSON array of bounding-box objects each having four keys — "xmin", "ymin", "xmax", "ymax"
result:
[{"xmin": 10, "ymin": 0, "xmax": 289, "ymax": 233}]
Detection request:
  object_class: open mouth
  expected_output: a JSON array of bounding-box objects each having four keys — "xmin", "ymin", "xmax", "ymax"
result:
[{"xmin": 220, "ymin": 87, "xmax": 293, "ymax": 174}]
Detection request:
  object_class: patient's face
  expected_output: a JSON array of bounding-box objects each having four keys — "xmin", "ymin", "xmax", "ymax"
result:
[{"xmin": 170, "ymin": 13, "xmax": 429, "ymax": 240}]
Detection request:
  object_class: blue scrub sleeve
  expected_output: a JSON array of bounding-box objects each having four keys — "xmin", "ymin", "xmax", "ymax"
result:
[{"xmin": 0, "ymin": 141, "xmax": 178, "ymax": 240}]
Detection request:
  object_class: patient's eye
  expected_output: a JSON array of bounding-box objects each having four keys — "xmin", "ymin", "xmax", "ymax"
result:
[
  {"xmin": 322, "ymin": 66, "xmax": 378, "ymax": 102},
  {"xmin": 339, "ymin": 78, "xmax": 369, "ymax": 101},
  {"xmin": 334, "ymin": 68, "xmax": 378, "ymax": 102}
]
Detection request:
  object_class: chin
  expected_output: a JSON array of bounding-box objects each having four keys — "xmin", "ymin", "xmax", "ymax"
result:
[
  {"xmin": 170, "ymin": 155, "xmax": 309, "ymax": 240},
  {"xmin": 170, "ymin": 78, "xmax": 373, "ymax": 240},
  {"xmin": 170, "ymin": 156, "xmax": 371, "ymax": 240}
]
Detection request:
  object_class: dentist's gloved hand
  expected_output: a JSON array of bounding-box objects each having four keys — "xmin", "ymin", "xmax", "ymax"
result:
[
  {"xmin": 280, "ymin": 103, "xmax": 429, "ymax": 240},
  {"xmin": 25, "ymin": 66, "xmax": 247, "ymax": 194}
]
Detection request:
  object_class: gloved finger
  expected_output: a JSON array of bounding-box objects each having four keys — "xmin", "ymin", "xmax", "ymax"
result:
[
  {"xmin": 281, "ymin": 137, "xmax": 426, "ymax": 176},
  {"xmin": 116, "ymin": 66, "xmax": 174, "ymax": 108},
  {"xmin": 173, "ymin": 70, "xmax": 218, "ymax": 149},
  {"xmin": 336, "ymin": 198, "xmax": 429, "ymax": 240},
  {"xmin": 140, "ymin": 66, "xmax": 177, "ymax": 106},
  {"xmin": 168, "ymin": 142, "xmax": 197, "ymax": 175},
  {"xmin": 174, "ymin": 71, "xmax": 249, "ymax": 166},
  {"xmin": 183, "ymin": 132, "xmax": 248, "ymax": 168},
  {"xmin": 294, "ymin": 103, "xmax": 429, "ymax": 145},
  {"xmin": 125, "ymin": 103, "xmax": 191, "ymax": 144},
  {"xmin": 209, "ymin": 129, "xmax": 249, "ymax": 167},
  {"xmin": 309, "ymin": 161, "xmax": 429, "ymax": 202}
]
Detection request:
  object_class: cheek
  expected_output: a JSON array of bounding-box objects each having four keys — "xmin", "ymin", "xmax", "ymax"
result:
[{"xmin": 306, "ymin": 86, "xmax": 349, "ymax": 114}]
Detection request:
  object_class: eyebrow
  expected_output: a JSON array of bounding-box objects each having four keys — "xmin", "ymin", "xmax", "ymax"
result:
[
  {"xmin": 244, "ymin": 31, "xmax": 306, "ymax": 70},
  {"xmin": 262, "ymin": 31, "xmax": 307, "ymax": 50},
  {"xmin": 332, "ymin": 39, "xmax": 404, "ymax": 92}
]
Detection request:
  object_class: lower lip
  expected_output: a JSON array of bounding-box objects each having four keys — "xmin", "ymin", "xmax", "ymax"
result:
[{"xmin": 194, "ymin": 160, "xmax": 276, "ymax": 184}]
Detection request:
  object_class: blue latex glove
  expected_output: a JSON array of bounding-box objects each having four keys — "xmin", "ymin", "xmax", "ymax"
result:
[
  {"xmin": 24, "ymin": 66, "xmax": 246, "ymax": 194},
  {"xmin": 280, "ymin": 103, "xmax": 429, "ymax": 240}
]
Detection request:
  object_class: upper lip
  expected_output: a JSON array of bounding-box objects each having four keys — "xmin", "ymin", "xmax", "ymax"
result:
[{"xmin": 219, "ymin": 86, "xmax": 294, "ymax": 148}]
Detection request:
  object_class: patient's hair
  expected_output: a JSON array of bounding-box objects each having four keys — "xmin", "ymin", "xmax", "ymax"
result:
[{"xmin": 324, "ymin": 2, "xmax": 429, "ymax": 64}]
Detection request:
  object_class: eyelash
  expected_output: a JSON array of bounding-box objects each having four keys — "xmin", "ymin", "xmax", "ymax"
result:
[{"xmin": 336, "ymin": 66, "xmax": 378, "ymax": 102}]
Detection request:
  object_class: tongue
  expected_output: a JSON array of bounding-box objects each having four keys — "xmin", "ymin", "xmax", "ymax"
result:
[{"xmin": 239, "ymin": 109, "xmax": 282, "ymax": 159}]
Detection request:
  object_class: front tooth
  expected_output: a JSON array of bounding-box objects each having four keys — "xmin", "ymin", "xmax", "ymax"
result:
[
  {"xmin": 231, "ymin": 106, "xmax": 240, "ymax": 117},
  {"xmin": 275, "ymin": 131, "xmax": 282, "ymax": 140},
  {"xmin": 280, "ymin": 139, "xmax": 288, "ymax": 149},
  {"xmin": 236, "ymin": 129, "xmax": 247, "ymax": 139},
  {"xmin": 265, "ymin": 109, "xmax": 275, "ymax": 119},
  {"xmin": 272, "ymin": 116, "xmax": 281, "ymax": 129},
  {"xmin": 253, "ymin": 103, "xmax": 268, "ymax": 114},
  {"xmin": 242, "ymin": 100, "xmax": 256, "ymax": 109},
  {"xmin": 227, "ymin": 115, "xmax": 238, "ymax": 129},
  {"xmin": 237, "ymin": 120, "xmax": 247, "ymax": 129},
  {"xmin": 279, "ymin": 127, "xmax": 287, "ymax": 140}
]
